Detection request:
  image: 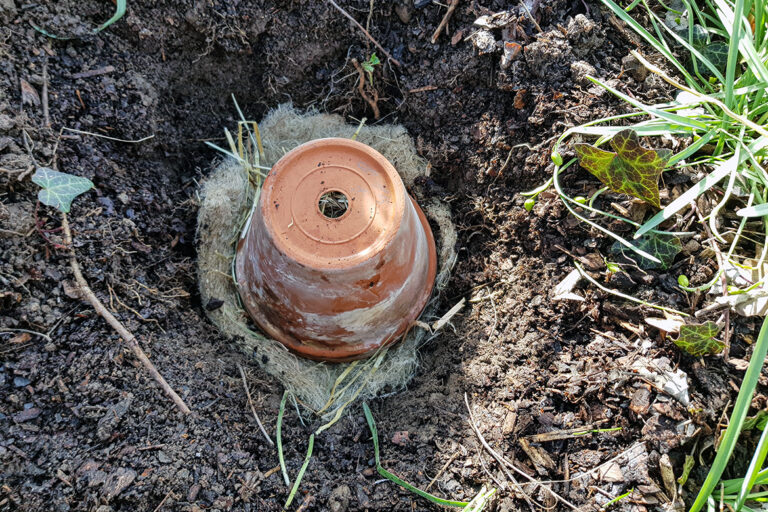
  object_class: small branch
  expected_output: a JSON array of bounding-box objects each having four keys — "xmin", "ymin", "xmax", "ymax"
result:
[
  {"xmin": 431, "ymin": 0, "xmax": 460, "ymax": 44},
  {"xmin": 237, "ymin": 364, "xmax": 275, "ymax": 446},
  {"xmin": 0, "ymin": 328, "xmax": 52, "ymax": 342},
  {"xmin": 327, "ymin": 0, "xmax": 402, "ymax": 67},
  {"xmin": 352, "ymin": 59, "xmax": 381, "ymax": 119},
  {"xmin": 42, "ymin": 62, "xmax": 50, "ymax": 128},
  {"xmin": 61, "ymin": 213, "xmax": 191, "ymax": 415}
]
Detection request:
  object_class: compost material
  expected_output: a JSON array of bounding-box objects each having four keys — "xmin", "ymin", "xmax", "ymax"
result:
[{"xmin": 197, "ymin": 105, "xmax": 457, "ymax": 417}]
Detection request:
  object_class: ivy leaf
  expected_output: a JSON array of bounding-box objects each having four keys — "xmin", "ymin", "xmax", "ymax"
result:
[
  {"xmin": 699, "ymin": 42, "xmax": 729, "ymax": 74},
  {"xmin": 32, "ymin": 167, "xmax": 94, "ymax": 213},
  {"xmin": 674, "ymin": 321, "xmax": 723, "ymax": 357},
  {"xmin": 574, "ymin": 129, "xmax": 672, "ymax": 208},
  {"xmin": 610, "ymin": 232, "xmax": 682, "ymax": 270}
]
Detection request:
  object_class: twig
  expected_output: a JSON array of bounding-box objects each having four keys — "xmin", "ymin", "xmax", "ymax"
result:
[
  {"xmin": 152, "ymin": 490, "xmax": 174, "ymax": 512},
  {"xmin": 352, "ymin": 59, "xmax": 380, "ymax": 119},
  {"xmin": 519, "ymin": 0, "xmax": 542, "ymax": 33},
  {"xmin": 237, "ymin": 364, "xmax": 275, "ymax": 446},
  {"xmin": 431, "ymin": 0, "xmax": 460, "ymax": 44},
  {"xmin": 426, "ymin": 451, "xmax": 460, "ymax": 491},
  {"xmin": 62, "ymin": 127, "xmax": 154, "ymax": 143},
  {"xmin": 61, "ymin": 213, "xmax": 191, "ymax": 415},
  {"xmin": 296, "ymin": 493, "xmax": 315, "ymax": 512},
  {"xmin": 42, "ymin": 62, "xmax": 50, "ymax": 128},
  {"xmin": 465, "ymin": 394, "xmax": 537, "ymax": 512},
  {"xmin": 465, "ymin": 393, "xmax": 577, "ymax": 510},
  {"xmin": 327, "ymin": 0, "xmax": 402, "ymax": 67},
  {"xmin": 0, "ymin": 328, "xmax": 52, "ymax": 342}
]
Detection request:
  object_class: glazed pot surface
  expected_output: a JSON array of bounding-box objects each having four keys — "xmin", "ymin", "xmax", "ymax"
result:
[{"xmin": 235, "ymin": 138, "xmax": 437, "ymax": 361}]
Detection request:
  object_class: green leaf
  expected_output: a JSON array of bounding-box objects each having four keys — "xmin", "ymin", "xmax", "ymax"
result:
[
  {"xmin": 678, "ymin": 455, "xmax": 695, "ymax": 486},
  {"xmin": 610, "ymin": 232, "xmax": 682, "ymax": 270},
  {"xmin": 369, "ymin": 52, "xmax": 380, "ymax": 66},
  {"xmin": 574, "ymin": 129, "xmax": 672, "ymax": 208},
  {"xmin": 743, "ymin": 410, "xmax": 768, "ymax": 431},
  {"xmin": 699, "ymin": 42, "xmax": 729, "ymax": 74},
  {"xmin": 31, "ymin": 167, "xmax": 94, "ymax": 213},
  {"xmin": 674, "ymin": 321, "xmax": 723, "ymax": 357}
]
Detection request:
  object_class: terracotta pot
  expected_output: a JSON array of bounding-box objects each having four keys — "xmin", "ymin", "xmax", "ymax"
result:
[{"xmin": 235, "ymin": 138, "xmax": 437, "ymax": 362}]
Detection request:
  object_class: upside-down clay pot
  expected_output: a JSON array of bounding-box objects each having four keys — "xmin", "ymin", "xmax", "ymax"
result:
[{"xmin": 235, "ymin": 138, "xmax": 437, "ymax": 362}]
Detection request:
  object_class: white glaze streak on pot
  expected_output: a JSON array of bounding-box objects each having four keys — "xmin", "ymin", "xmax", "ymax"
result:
[{"xmin": 235, "ymin": 138, "xmax": 437, "ymax": 361}]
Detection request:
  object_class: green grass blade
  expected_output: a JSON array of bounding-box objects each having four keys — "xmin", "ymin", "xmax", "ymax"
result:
[
  {"xmin": 586, "ymin": 76, "xmax": 708, "ymax": 130},
  {"xmin": 636, "ymin": 136, "xmax": 768, "ymax": 238},
  {"xmin": 735, "ymin": 426, "xmax": 768, "ymax": 510},
  {"xmin": 95, "ymin": 0, "xmax": 127, "ymax": 32},
  {"xmin": 737, "ymin": 203, "xmax": 768, "ymax": 217},
  {"xmin": 362, "ymin": 403, "xmax": 470, "ymax": 508},
  {"xmin": 689, "ymin": 316, "xmax": 768, "ymax": 512},
  {"xmin": 598, "ymin": 0, "xmax": 695, "ymax": 83},
  {"xmin": 669, "ymin": 129, "xmax": 718, "ymax": 165},
  {"xmin": 277, "ymin": 391, "xmax": 291, "ymax": 487},
  {"xmin": 283, "ymin": 434, "xmax": 314, "ymax": 510}
]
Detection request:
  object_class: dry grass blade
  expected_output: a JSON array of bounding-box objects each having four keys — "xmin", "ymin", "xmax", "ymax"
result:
[
  {"xmin": 464, "ymin": 393, "xmax": 576, "ymax": 510},
  {"xmin": 237, "ymin": 364, "xmax": 275, "ymax": 446}
]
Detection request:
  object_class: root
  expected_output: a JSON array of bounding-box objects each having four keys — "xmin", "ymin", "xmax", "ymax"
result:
[
  {"xmin": 61, "ymin": 213, "xmax": 191, "ymax": 415},
  {"xmin": 352, "ymin": 59, "xmax": 380, "ymax": 119}
]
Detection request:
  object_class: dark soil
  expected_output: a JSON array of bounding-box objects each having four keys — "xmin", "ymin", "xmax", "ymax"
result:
[{"xmin": 0, "ymin": 1, "xmax": 761, "ymax": 511}]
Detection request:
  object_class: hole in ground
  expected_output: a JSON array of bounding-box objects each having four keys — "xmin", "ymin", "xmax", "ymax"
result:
[{"xmin": 318, "ymin": 190, "xmax": 349, "ymax": 218}]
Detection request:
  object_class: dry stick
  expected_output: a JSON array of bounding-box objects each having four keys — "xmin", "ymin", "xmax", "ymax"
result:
[
  {"xmin": 464, "ymin": 393, "xmax": 577, "ymax": 511},
  {"xmin": 464, "ymin": 394, "xmax": 538, "ymax": 512},
  {"xmin": 431, "ymin": 0, "xmax": 460, "ymax": 44},
  {"xmin": 237, "ymin": 364, "xmax": 275, "ymax": 446},
  {"xmin": 42, "ymin": 62, "xmax": 50, "ymax": 128},
  {"xmin": 61, "ymin": 213, "xmax": 191, "ymax": 415},
  {"xmin": 327, "ymin": 0, "xmax": 402, "ymax": 67}
]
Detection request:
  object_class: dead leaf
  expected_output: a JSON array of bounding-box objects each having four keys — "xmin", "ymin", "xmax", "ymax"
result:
[
  {"xmin": 10, "ymin": 332, "xmax": 32, "ymax": 344},
  {"xmin": 20, "ymin": 79, "xmax": 40, "ymax": 106}
]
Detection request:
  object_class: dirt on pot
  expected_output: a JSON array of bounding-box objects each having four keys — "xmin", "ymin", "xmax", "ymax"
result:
[{"xmin": 0, "ymin": 0, "xmax": 758, "ymax": 511}]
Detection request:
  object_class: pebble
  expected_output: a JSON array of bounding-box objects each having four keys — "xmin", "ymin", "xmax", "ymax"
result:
[
  {"xmin": 101, "ymin": 468, "xmax": 137, "ymax": 501},
  {"xmin": 13, "ymin": 376, "xmax": 30, "ymax": 387},
  {"xmin": 13, "ymin": 407, "xmax": 41, "ymax": 422}
]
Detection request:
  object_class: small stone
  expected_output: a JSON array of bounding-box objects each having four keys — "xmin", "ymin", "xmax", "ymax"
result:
[
  {"xmin": 13, "ymin": 376, "xmax": 30, "ymax": 387},
  {"xmin": 101, "ymin": 468, "xmax": 136, "ymax": 501},
  {"xmin": 157, "ymin": 451, "xmax": 172, "ymax": 464},
  {"xmin": 622, "ymin": 53, "xmax": 649, "ymax": 81},
  {"xmin": 391, "ymin": 431, "xmax": 409, "ymax": 446},
  {"xmin": 96, "ymin": 393, "xmax": 133, "ymax": 441},
  {"xmin": 0, "ymin": 114, "xmax": 14, "ymax": 131},
  {"xmin": 13, "ymin": 407, "xmax": 41, "ymax": 422},
  {"xmin": 329, "ymin": 485, "xmax": 351, "ymax": 512},
  {"xmin": 471, "ymin": 30, "xmax": 498, "ymax": 55},
  {"xmin": 683, "ymin": 239, "xmax": 700, "ymax": 254},
  {"xmin": 630, "ymin": 387, "xmax": 651, "ymax": 415},
  {"xmin": 570, "ymin": 60, "xmax": 596, "ymax": 86},
  {"xmin": 0, "ymin": 0, "xmax": 18, "ymax": 21},
  {"xmin": 187, "ymin": 483, "xmax": 201, "ymax": 502},
  {"xmin": 394, "ymin": 2, "xmax": 411, "ymax": 24}
]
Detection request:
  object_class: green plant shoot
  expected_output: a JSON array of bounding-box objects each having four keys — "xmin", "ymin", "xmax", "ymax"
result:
[{"xmin": 361, "ymin": 53, "xmax": 381, "ymax": 84}]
